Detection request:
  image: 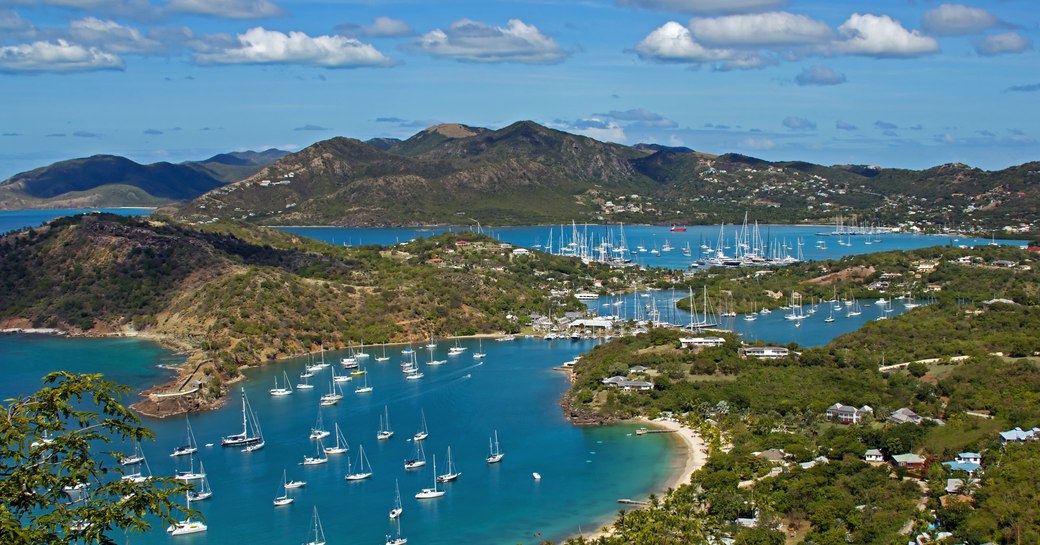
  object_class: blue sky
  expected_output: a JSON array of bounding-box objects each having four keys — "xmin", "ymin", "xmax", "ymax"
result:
[{"xmin": 0, "ymin": 0, "xmax": 1037, "ymax": 179}]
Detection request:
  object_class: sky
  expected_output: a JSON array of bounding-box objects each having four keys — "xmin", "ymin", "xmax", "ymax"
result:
[{"xmin": 0, "ymin": 0, "xmax": 1037, "ymax": 179}]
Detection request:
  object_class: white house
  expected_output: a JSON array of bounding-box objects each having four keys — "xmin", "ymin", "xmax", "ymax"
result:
[
  {"xmin": 742, "ymin": 346, "xmax": 789, "ymax": 359},
  {"xmin": 680, "ymin": 336, "xmax": 726, "ymax": 348},
  {"xmin": 864, "ymin": 449, "xmax": 885, "ymax": 463}
]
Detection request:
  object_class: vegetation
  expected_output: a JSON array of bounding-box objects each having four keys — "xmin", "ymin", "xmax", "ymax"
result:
[{"xmin": 0, "ymin": 372, "xmax": 190, "ymax": 544}]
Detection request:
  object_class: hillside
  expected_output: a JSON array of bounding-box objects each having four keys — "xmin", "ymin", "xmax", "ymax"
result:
[
  {"xmin": 0, "ymin": 149, "xmax": 287, "ymax": 210},
  {"xmin": 0, "ymin": 213, "xmax": 588, "ymax": 411},
  {"xmin": 174, "ymin": 121, "xmax": 1039, "ymax": 231}
]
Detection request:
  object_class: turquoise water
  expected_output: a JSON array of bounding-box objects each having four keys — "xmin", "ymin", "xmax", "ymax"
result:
[{"xmin": 0, "ymin": 208, "xmax": 153, "ymax": 235}]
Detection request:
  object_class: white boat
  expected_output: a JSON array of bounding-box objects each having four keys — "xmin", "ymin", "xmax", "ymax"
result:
[
  {"xmin": 296, "ymin": 370, "xmax": 315, "ymax": 390},
  {"xmin": 167, "ymin": 494, "xmax": 206, "ymax": 535},
  {"xmin": 389, "ymin": 479, "xmax": 403, "ymax": 519},
  {"xmin": 174, "ymin": 452, "xmax": 205, "ymax": 481},
  {"xmin": 221, "ymin": 388, "xmax": 264, "ymax": 448},
  {"xmin": 302, "ymin": 506, "xmax": 326, "ymax": 545},
  {"xmin": 242, "ymin": 438, "xmax": 265, "ymax": 453},
  {"xmin": 472, "ymin": 339, "xmax": 486, "ymax": 359},
  {"xmin": 486, "ymin": 430, "xmax": 504, "ymax": 464},
  {"xmin": 120, "ymin": 440, "xmax": 146, "ymax": 466},
  {"xmin": 375, "ymin": 343, "xmax": 390, "ymax": 362},
  {"xmin": 825, "ymin": 307, "xmax": 835, "ymax": 323},
  {"xmin": 332, "ymin": 365, "xmax": 352, "ymax": 384},
  {"xmin": 343, "ymin": 444, "xmax": 373, "ymax": 480},
  {"xmin": 436, "ymin": 446, "xmax": 460, "ymax": 483},
  {"xmin": 413, "ymin": 410, "xmax": 429, "ymax": 442},
  {"xmin": 378, "ymin": 406, "xmax": 394, "ymax": 441},
  {"xmin": 355, "ymin": 371, "xmax": 373, "ymax": 393},
  {"xmin": 170, "ymin": 418, "xmax": 199, "ymax": 457},
  {"xmin": 403, "ymin": 440, "xmax": 426, "ymax": 470},
  {"xmin": 447, "ymin": 337, "xmax": 466, "ymax": 355},
  {"xmin": 273, "ymin": 469, "xmax": 294, "ymax": 506},
  {"xmin": 303, "ymin": 438, "xmax": 329, "ymax": 465},
  {"xmin": 324, "ymin": 423, "xmax": 349, "ymax": 455},
  {"xmin": 269, "ymin": 370, "xmax": 293, "ymax": 396},
  {"xmin": 415, "ymin": 455, "xmax": 446, "ymax": 499},
  {"xmin": 310, "ymin": 410, "xmax": 331, "ymax": 440},
  {"xmin": 532, "ymin": 472, "xmax": 541, "ymax": 480},
  {"xmin": 319, "ymin": 380, "xmax": 342, "ymax": 406},
  {"xmin": 187, "ymin": 462, "xmax": 213, "ymax": 501},
  {"xmin": 405, "ymin": 369, "xmax": 424, "ymax": 380},
  {"xmin": 385, "ymin": 518, "xmax": 407, "ymax": 545},
  {"xmin": 426, "ymin": 358, "xmax": 446, "ymax": 366},
  {"xmin": 355, "ymin": 341, "xmax": 370, "ymax": 359},
  {"xmin": 307, "ymin": 348, "xmax": 329, "ymax": 372},
  {"xmin": 120, "ymin": 444, "xmax": 152, "ymax": 483}
]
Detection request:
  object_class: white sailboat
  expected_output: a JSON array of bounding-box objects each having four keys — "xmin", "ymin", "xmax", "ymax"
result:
[
  {"xmin": 486, "ymin": 430, "xmax": 504, "ymax": 464},
  {"xmin": 413, "ymin": 410, "xmax": 429, "ymax": 442},
  {"xmin": 120, "ymin": 443, "xmax": 152, "ymax": 483},
  {"xmin": 319, "ymin": 380, "xmax": 342, "ymax": 406},
  {"xmin": 170, "ymin": 418, "xmax": 199, "ymax": 457},
  {"xmin": 472, "ymin": 339, "xmax": 486, "ymax": 359},
  {"xmin": 119, "ymin": 440, "xmax": 145, "ymax": 466},
  {"xmin": 403, "ymin": 440, "xmax": 426, "ymax": 470},
  {"xmin": 296, "ymin": 370, "xmax": 316, "ymax": 390},
  {"xmin": 355, "ymin": 340, "xmax": 370, "ymax": 359},
  {"xmin": 344, "ymin": 444, "xmax": 373, "ymax": 480},
  {"xmin": 302, "ymin": 506, "xmax": 326, "ymax": 545},
  {"xmin": 222, "ymin": 388, "xmax": 264, "ymax": 448},
  {"xmin": 273, "ymin": 469, "xmax": 294, "ymax": 506},
  {"xmin": 174, "ymin": 452, "xmax": 205, "ymax": 481},
  {"xmin": 303, "ymin": 438, "xmax": 329, "ymax": 465},
  {"xmin": 269, "ymin": 370, "xmax": 293, "ymax": 396},
  {"xmin": 310, "ymin": 410, "xmax": 331, "ymax": 440},
  {"xmin": 355, "ymin": 371, "xmax": 373, "ymax": 393},
  {"xmin": 332, "ymin": 364, "xmax": 351, "ymax": 384},
  {"xmin": 385, "ymin": 518, "xmax": 407, "ymax": 545},
  {"xmin": 166, "ymin": 494, "xmax": 206, "ymax": 535},
  {"xmin": 324, "ymin": 423, "xmax": 349, "ymax": 455},
  {"xmin": 415, "ymin": 455, "xmax": 446, "ymax": 499},
  {"xmin": 187, "ymin": 461, "xmax": 213, "ymax": 501},
  {"xmin": 377, "ymin": 406, "xmax": 394, "ymax": 440},
  {"xmin": 389, "ymin": 479, "xmax": 403, "ymax": 519},
  {"xmin": 825, "ymin": 307, "xmax": 835, "ymax": 323},
  {"xmin": 447, "ymin": 337, "xmax": 466, "ymax": 355},
  {"xmin": 436, "ymin": 446, "xmax": 460, "ymax": 483},
  {"xmin": 375, "ymin": 343, "xmax": 390, "ymax": 362}
]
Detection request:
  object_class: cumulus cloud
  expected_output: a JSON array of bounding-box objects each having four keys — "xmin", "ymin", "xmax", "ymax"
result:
[
  {"xmin": 975, "ymin": 32, "xmax": 1031, "ymax": 56},
  {"xmin": 294, "ymin": 124, "xmax": 329, "ymax": 131},
  {"xmin": 551, "ymin": 118, "xmax": 626, "ymax": 143},
  {"xmin": 688, "ymin": 12, "xmax": 832, "ymax": 46},
  {"xmin": 336, "ymin": 16, "xmax": 414, "ymax": 39},
  {"xmin": 835, "ymin": 120, "xmax": 857, "ymax": 131},
  {"xmin": 829, "ymin": 13, "xmax": 939, "ymax": 58},
  {"xmin": 874, "ymin": 120, "xmax": 898, "ymax": 130},
  {"xmin": 782, "ymin": 116, "xmax": 816, "ymax": 130},
  {"xmin": 794, "ymin": 64, "xmax": 845, "ymax": 86},
  {"xmin": 921, "ymin": 4, "xmax": 1004, "ymax": 36},
  {"xmin": 411, "ymin": 19, "xmax": 567, "ymax": 64},
  {"xmin": 1005, "ymin": 83, "xmax": 1040, "ymax": 93},
  {"xmin": 0, "ymin": 39, "xmax": 123, "ymax": 73},
  {"xmin": 0, "ymin": 9, "xmax": 32, "ymax": 32},
  {"xmin": 66, "ymin": 17, "xmax": 165, "ymax": 54},
  {"xmin": 633, "ymin": 21, "xmax": 767, "ymax": 70},
  {"xmin": 166, "ymin": 0, "xmax": 283, "ymax": 19},
  {"xmin": 617, "ymin": 0, "xmax": 789, "ymax": 15},
  {"xmin": 596, "ymin": 108, "xmax": 677, "ymax": 128},
  {"xmin": 194, "ymin": 27, "xmax": 395, "ymax": 68}
]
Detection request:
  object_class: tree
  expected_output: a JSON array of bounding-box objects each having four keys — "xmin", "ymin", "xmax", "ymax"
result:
[{"xmin": 1, "ymin": 372, "xmax": 191, "ymax": 544}]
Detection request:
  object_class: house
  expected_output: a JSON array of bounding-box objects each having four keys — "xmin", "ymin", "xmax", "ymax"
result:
[
  {"xmin": 680, "ymin": 336, "xmax": 726, "ymax": 348},
  {"xmin": 616, "ymin": 379, "xmax": 654, "ymax": 391},
  {"xmin": 991, "ymin": 260, "xmax": 1017, "ymax": 268},
  {"xmin": 942, "ymin": 460, "xmax": 982, "ymax": 473},
  {"xmin": 945, "ymin": 478, "xmax": 964, "ymax": 494},
  {"xmin": 799, "ymin": 456, "xmax": 829, "ymax": 470},
  {"xmin": 628, "ymin": 365, "xmax": 649, "ymax": 374},
  {"xmin": 888, "ymin": 407, "xmax": 923, "ymax": 425},
  {"xmin": 892, "ymin": 453, "xmax": 927, "ymax": 470},
  {"xmin": 864, "ymin": 449, "xmax": 885, "ymax": 463},
  {"xmin": 755, "ymin": 449, "xmax": 788, "ymax": 464},
  {"xmin": 998, "ymin": 426, "xmax": 1040, "ymax": 444},
  {"xmin": 601, "ymin": 376, "xmax": 625, "ymax": 385},
  {"xmin": 826, "ymin": 403, "xmax": 874, "ymax": 424},
  {"xmin": 511, "ymin": 248, "xmax": 530, "ymax": 256},
  {"xmin": 741, "ymin": 346, "xmax": 789, "ymax": 359},
  {"xmin": 957, "ymin": 452, "xmax": 982, "ymax": 465}
]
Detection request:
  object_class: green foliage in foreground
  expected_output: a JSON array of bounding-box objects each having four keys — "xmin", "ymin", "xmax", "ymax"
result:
[{"xmin": 0, "ymin": 372, "xmax": 190, "ymax": 544}]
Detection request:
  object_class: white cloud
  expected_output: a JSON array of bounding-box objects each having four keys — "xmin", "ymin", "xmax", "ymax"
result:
[
  {"xmin": 337, "ymin": 16, "xmax": 413, "ymax": 38},
  {"xmin": 829, "ymin": 13, "xmax": 939, "ymax": 58},
  {"xmin": 411, "ymin": 19, "xmax": 567, "ymax": 64},
  {"xmin": 0, "ymin": 39, "xmax": 123, "ymax": 73},
  {"xmin": 67, "ymin": 17, "xmax": 164, "ymax": 54},
  {"xmin": 194, "ymin": 27, "xmax": 395, "ymax": 68},
  {"xmin": 553, "ymin": 118, "xmax": 626, "ymax": 143},
  {"xmin": 618, "ymin": 0, "xmax": 788, "ymax": 15},
  {"xmin": 166, "ymin": 0, "xmax": 282, "ymax": 19},
  {"xmin": 597, "ymin": 108, "xmax": 677, "ymax": 128},
  {"xmin": 921, "ymin": 4, "xmax": 1003, "ymax": 36},
  {"xmin": 0, "ymin": 9, "xmax": 31, "ymax": 31},
  {"xmin": 633, "ymin": 21, "xmax": 766, "ymax": 69},
  {"xmin": 0, "ymin": 0, "xmax": 161, "ymax": 20},
  {"xmin": 688, "ymin": 12, "xmax": 832, "ymax": 46},
  {"xmin": 782, "ymin": 116, "xmax": 816, "ymax": 130},
  {"xmin": 975, "ymin": 32, "xmax": 1031, "ymax": 56},
  {"xmin": 794, "ymin": 64, "xmax": 845, "ymax": 86},
  {"xmin": 739, "ymin": 136, "xmax": 775, "ymax": 150}
]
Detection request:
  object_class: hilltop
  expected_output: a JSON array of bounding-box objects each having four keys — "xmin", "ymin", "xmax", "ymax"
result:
[
  {"xmin": 0, "ymin": 149, "xmax": 288, "ymax": 210},
  {"xmin": 173, "ymin": 121, "xmax": 1039, "ymax": 232}
]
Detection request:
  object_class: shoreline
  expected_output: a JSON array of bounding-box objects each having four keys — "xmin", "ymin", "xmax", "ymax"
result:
[{"xmin": 563, "ymin": 416, "xmax": 708, "ymax": 542}]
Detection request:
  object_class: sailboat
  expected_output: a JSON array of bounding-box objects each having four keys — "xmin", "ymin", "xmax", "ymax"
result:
[
  {"xmin": 415, "ymin": 455, "xmax": 446, "ymax": 499},
  {"xmin": 436, "ymin": 446, "xmax": 461, "ymax": 483},
  {"xmin": 324, "ymin": 423, "xmax": 349, "ymax": 455},
  {"xmin": 269, "ymin": 370, "xmax": 293, "ymax": 396},
  {"xmin": 375, "ymin": 343, "xmax": 390, "ymax": 362},
  {"xmin": 355, "ymin": 371, "xmax": 373, "ymax": 393},
  {"xmin": 303, "ymin": 438, "xmax": 329, "ymax": 465},
  {"xmin": 486, "ymin": 430, "xmax": 504, "ymax": 464},
  {"xmin": 377, "ymin": 406, "xmax": 394, "ymax": 440},
  {"xmin": 174, "ymin": 451, "xmax": 205, "ymax": 481},
  {"xmin": 413, "ymin": 410, "xmax": 429, "ymax": 442},
  {"xmin": 825, "ymin": 307, "xmax": 835, "ymax": 323},
  {"xmin": 846, "ymin": 299, "xmax": 863, "ymax": 317},
  {"xmin": 385, "ymin": 518, "xmax": 407, "ymax": 545},
  {"xmin": 120, "ymin": 441, "xmax": 146, "ymax": 466},
  {"xmin": 302, "ymin": 507, "xmax": 326, "ymax": 545},
  {"xmin": 447, "ymin": 337, "xmax": 467, "ymax": 355},
  {"xmin": 310, "ymin": 410, "xmax": 331, "ymax": 440},
  {"xmin": 319, "ymin": 380, "xmax": 342, "ymax": 406},
  {"xmin": 344, "ymin": 444, "xmax": 373, "ymax": 480},
  {"xmin": 187, "ymin": 461, "xmax": 213, "ymax": 501},
  {"xmin": 166, "ymin": 493, "xmax": 206, "ymax": 535},
  {"xmin": 171, "ymin": 418, "xmax": 199, "ymax": 457},
  {"xmin": 332, "ymin": 365, "xmax": 351, "ymax": 384},
  {"xmin": 355, "ymin": 340, "xmax": 370, "ymax": 360},
  {"xmin": 273, "ymin": 469, "xmax": 294, "ymax": 506},
  {"xmin": 296, "ymin": 369, "xmax": 316, "ymax": 390},
  {"xmin": 472, "ymin": 339, "xmax": 486, "ymax": 359},
  {"xmin": 120, "ymin": 443, "xmax": 152, "ymax": 482},
  {"xmin": 389, "ymin": 480, "xmax": 403, "ymax": 519},
  {"xmin": 221, "ymin": 388, "xmax": 263, "ymax": 448},
  {"xmin": 404, "ymin": 440, "xmax": 426, "ymax": 470}
]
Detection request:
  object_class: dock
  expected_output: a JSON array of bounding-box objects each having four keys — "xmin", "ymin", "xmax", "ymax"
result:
[
  {"xmin": 635, "ymin": 427, "xmax": 676, "ymax": 435},
  {"xmin": 617, "ymin": 499, "xmax": 648, "ymax": 505}
]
